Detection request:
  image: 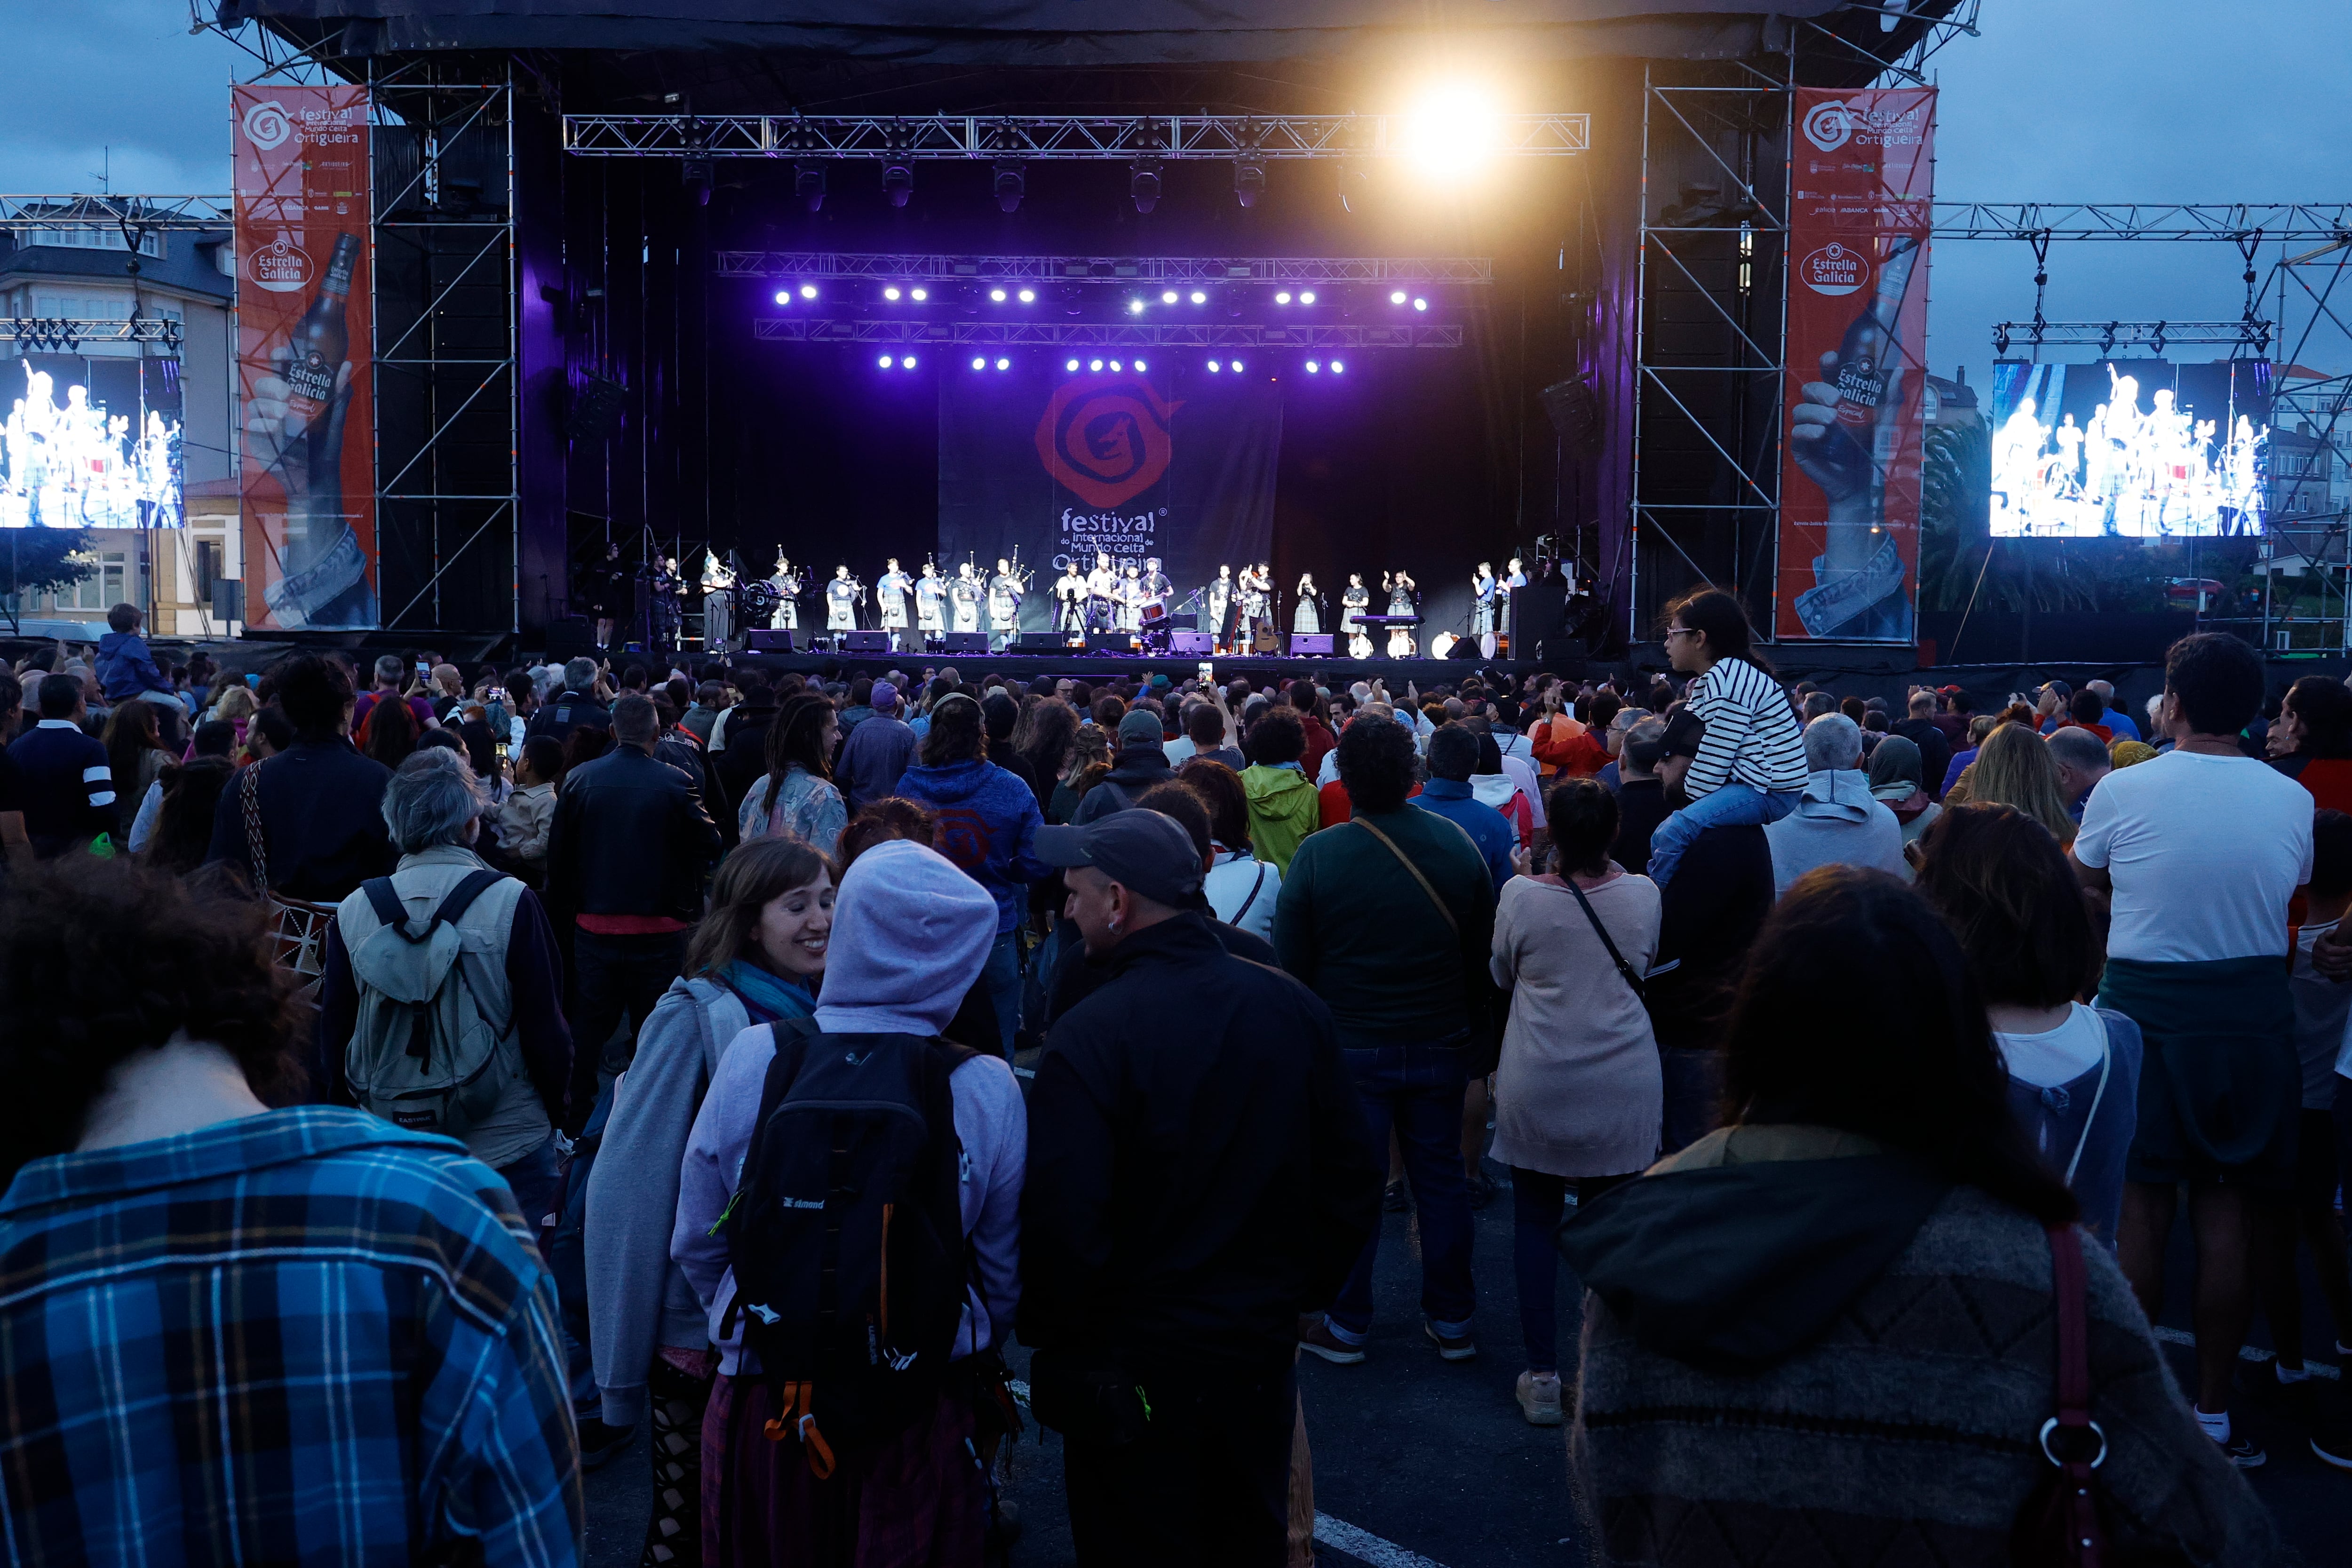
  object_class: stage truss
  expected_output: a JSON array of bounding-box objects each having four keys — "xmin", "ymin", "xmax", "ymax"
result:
[
  {"xmin": 0, "ymin": 318, "xmax": 184, "ymax": 350},
  {"xmin": 753, "ymin": 318, "xmax": 1463, "ymax": 349},
  {"xmin": 562, "ymin": 113, "xmax": 1589, "ymax": 161},
  {"xmin": 718, "ymin": 253, "xmax": 1494, "ymax": 286}
]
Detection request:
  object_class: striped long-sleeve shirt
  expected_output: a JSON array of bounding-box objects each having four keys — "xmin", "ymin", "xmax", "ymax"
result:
[
  {"xmin": 6, "ymin": 720, "xmax": 113, "ymax": 857},
  {"xmin": 1684, "ymin": 656, "xmax": 1808, "ymax": 799},
  {"xmin": 0, "ymin": 1106, "xmax": 583, "ymax": 1568}
]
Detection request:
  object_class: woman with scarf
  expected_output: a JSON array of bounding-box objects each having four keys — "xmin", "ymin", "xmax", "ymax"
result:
[
  {"xmin": 584, "ymin": 836, "xmax": 834, "ymax": 1568},
  {"xmin": 737, "ymin": 692, "xmax": 848, "ymax": 852},
  {"xmin": 1865, "ymin": 732, "xmax": 1940, "ymax": 860},
  {"xmin": 1469, "ymin": 730, "xmax": 1535, "ymax": 850}
]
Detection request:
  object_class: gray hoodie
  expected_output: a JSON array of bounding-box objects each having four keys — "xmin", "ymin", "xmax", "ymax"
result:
[
  {"xmin": 583, "ymin": 975, "xmax": 753, "ymax": 1426},
  {"xmin": 1762, "ymin": 767, "xmax": 1908, "ymax": 895}
]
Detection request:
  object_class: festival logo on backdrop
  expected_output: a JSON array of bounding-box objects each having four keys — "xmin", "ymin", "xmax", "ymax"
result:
[{"xmin": 1033, "ymin": 376, "xmax": 1180, "ymax": 509}]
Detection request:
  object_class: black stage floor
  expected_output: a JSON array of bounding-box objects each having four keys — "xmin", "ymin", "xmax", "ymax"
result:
[{"xmin": 723, "ymin": 649, "xmax": 1519, "ymax": 687}]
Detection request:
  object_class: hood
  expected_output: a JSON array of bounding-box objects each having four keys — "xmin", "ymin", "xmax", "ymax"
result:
[
  {"xmin": 1793, "ymin": 768, "xmax": 1877, "ymax": 823},
  {"xmin": 813, "ymin": 839, "xmax": 997, "ymax": 1037},
  {"xmin": 96, "ymin": 630, "xmax": 140, "ymax": 657},
  {"xmin": 1243, "ymin": 764, "xmax": 1315, "ymax": 803},
  {"xmin": 896, "ymin": 756, "xmax": 997, "ymax": 805},
  {"xmin": 1557, "ymin": 1141, "xmax": 1953, "ymax": 1370},
  {"xmin": 1105, "ymin": 747, "xmax": 1172, "ymax": 784},
  {"xmin": 1469, "ymin": 773, "xmax": 1518, "ymax": 810}
]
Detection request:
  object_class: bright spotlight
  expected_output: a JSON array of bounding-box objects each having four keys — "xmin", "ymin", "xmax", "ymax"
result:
[
  {"xmin": 1133, "ymin": 358, "xmax": 1147, "ymax": 371},
  {"xmin": 877, "ymin": 354, "xmax": 893, "ymax": 368},
  {"xmin": 800, "ymin": 284, "xmax": 818, "ymax": 300},
  {"xmin": 884, "ymin": 286, "xmax": 902, "ymax": 302},
  {"xmin": 1089, "ymin": 358, "xmax": 1104, "ymax": 372},
  {"xmin": 1208, "ymin": 359, "xmax": 1223, "ymax": 373},
  {"xmin": 1066, "ymin": 358, "xmax": 1080, "ymax": 372},
  {"xmin": 910, "ymin": 287, "xmax": 929, "ymax": 302},
  {"xmin": 1400, "ymin": 85, "xmax": 1506, "ymax": 174},
  {"xmin": 1231, "ymin": 358, "xmax": 1245, "ymax": 372},
  {"xmin": 774, "ymin": 291, "xmax": 789, "ymax": 305},
  {"xmin": 995, "ymin": 357, "xmax": 1011, "ymax": 370},
  {"xmin": 1109, "ymin": 359, "xmax": 1123, "ymax": 372},
  {"xmin": 971, "ymin": 356, "xmax": 986, "ymax": 370},
  {"xmin": 990, "ymin": 287, "xmax": 1008, "ymax": 302},
  {"xmin": 1331, "ymin": 360, "xmax": 1346, "ymax": 374},
  {"xmin": 1390, "ymin": 290, "xmax": 1407, "ymax": 304},
  {"xmin": 1189, "ymin": 290, "xmax": 1207, "ymax": 304},
  {"xmin": 1129, "ymin": 298, "xmax": 1146, "ymax": 314},
  {"xmin": 1161, "ymin": 290, "xmax": 1178, "ymax": 304},
  {"xmin": 1017, "ymin": 288, "xmax": 1036, "ymax": 303},
  {"xmin": 1413, "ymin": 297, "xmax": 1429, "ymax": 312},
  {"xmin": 900, "ymin": 355, "xmax": 917, "ymax": 369},
  {"xmin": 1305, "ymin": 360, "xmax": 1321, "ymax": 374},
  {"xmin": 1298, "ymin": 291, "xmax": 1317, "ymax": 305},
  {"xmin": 1276, "ymin": 291, "xmax": 1293, "ymax": 305}
]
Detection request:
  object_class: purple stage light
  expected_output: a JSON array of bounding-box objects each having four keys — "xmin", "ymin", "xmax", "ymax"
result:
[
  {"xmin": 774, "ymin": 291, "xmax": 789, "ymax": 305},
  {"xmin": 1298, "ymin": 290, "xmax": 1317, "ymax": 305},
  {"xmin": 884, "ymin": 286, "xmax": 902, "ymax": 301},
  {"xmin": 1109, "ymin": 359, "xmax": 1123, "ymax": 372},
  {"xmin": 799, "ymin": 284, "xmax": 818, "ymax": 300},
  {"xmin": 995, "ymin": 357, "xmax": 1010, "ymax": 371},
  {"xmin": 971, "ymin": 356, "xmax": 986, "ymax": 370},
  {"xmin": 1208, "ymin": 359, "xmax": 1223, "ymax": 373},
  {"xmin": 1331, "ymin": 360, "xmax": 1347, "ymax": 374},
  {"xmin": 877, "ymin": 354, "xmax": 894, "ymax": 368},
  {"xmin": 900, "ymin": 355, "xmax": 917, "ymax": 369},
  {"xmin": 1065, "ymin": 357, "xmax": 1081, "ymax": 371},
  {"xmin": 1133, "ymin": 358, "xmax": 1147, "ymax": 371},
  {"xmin": 1413, "ymin": 297, "xmax": 1429, "ymax": 311},
  {"xmin": 1305, "ymin": 360, "xmax": 1321, "ymax": 374},
  {"xmin": 1390, "ymin": 290, "xmax": 1407, "ymax": 305},
  {"xmin": 1231, "ymin": 358, "xmax": 1245, "ymax": 372},
  {"xmin": 1275, "ymin": 291, "xmax": 1293, "ymax": 305},
  {"xmin": 989, "ymin": 287, "xmax": 1008, "ymax": 302},
  {"xmin": 1017, "ymin": 288, "xmax": 1036, "ymax": 303},
  {"xmin": 910, "ymin": 286, "xmax": 929, "ymax": 302},
  {"xmin": 1189, "ymin": 290, "xmax": 1206, "ymax": 304},
  {"xmin": 1089, "ymin": 358, "xmax": 1104, "ymax": 371}
]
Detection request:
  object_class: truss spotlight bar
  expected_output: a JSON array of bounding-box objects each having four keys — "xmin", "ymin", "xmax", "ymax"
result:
[
  {"xmin": 795, "ymin": 161, "xmax": 826, "ymax": 212},
  {"xmin": 992, "ymin": 160, "xmax": 1025, "ymax": 214}
]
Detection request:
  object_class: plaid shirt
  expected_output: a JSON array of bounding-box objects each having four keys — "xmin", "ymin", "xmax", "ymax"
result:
[{"xmin": 0, "ymin": 1106, "xmax": 583, "ymax": 1568}]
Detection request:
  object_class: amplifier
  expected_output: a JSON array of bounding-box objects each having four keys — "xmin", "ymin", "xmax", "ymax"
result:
[
  {"xmin": 938, "ymin": 632, "xmax": 988, "ymax": 654},
  {"xmin": 1168, "ymin": 631, "xmax": 1215, "ymax": 655},
  {"xmin": 1015, "ymin": 631, "xmax": 1065, "ymax": 650},
  {"xmin": 1086, "ymin": 633, "xmax": 1134, "ymax": 652},
  {"xmin": 745, "ymin": 629, "xmax": 795, "ymax": 653},
  {"xmin": 843, "ymin": 630, "xmax": 890, "ymax": 653},
  {"xmin": 1287, "ymin": 634, "xmax": 1335, "ymax": 656}
]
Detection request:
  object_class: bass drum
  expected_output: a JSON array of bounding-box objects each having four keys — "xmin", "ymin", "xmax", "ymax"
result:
[{"xmin": 737, "ymin": 578, "xmax": 781, "ymax": 628}]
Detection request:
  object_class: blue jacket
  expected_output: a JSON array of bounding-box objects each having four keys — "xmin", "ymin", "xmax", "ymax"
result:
[
  {"xmin": 1413, "ymin": 778, "xmax": 1517, "ymax": 892},
  {"xmin": 891, "ymin": 758, "xmax": 1048, "ymax": 933},
  {"xmin": 95, "ymin": 630, "xmax": 174, "ymax": 703}
]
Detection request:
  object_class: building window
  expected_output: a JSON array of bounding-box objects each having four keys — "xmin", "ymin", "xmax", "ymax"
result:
[
  {"xmin": 22, "ymin": 228, "xmax": 162, "ymax": 259},
  {"xmin": 41, "ymin": 550, "xmax": 127, "ymax": 615}
]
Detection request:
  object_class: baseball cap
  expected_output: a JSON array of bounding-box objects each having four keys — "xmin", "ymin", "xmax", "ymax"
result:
[
  {"xmin": 1658, "ymin": 707, "xmax": 1707, "ymax": 761},
  {"xmin": 1033, "ymin": 811, "xmax": 1204, "ymax": 907},
  {"xmin": 871, "ymin": 680, "xmax": 900, "ymax": 709},
  {"xmin": 1116, "ymin": 708, "xmax": 1166, "ymax": 748}
]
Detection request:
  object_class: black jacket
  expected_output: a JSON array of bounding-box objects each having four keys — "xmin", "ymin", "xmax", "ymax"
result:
[
  {"xmin": 1646, "ymin": 822, "xmax": 1774, "ymax": 1052},
  {"xmin": 1021, "ymin": 911, "xmax": 1382, "ymax": 1365},
  {"xmin": 525, "ymin": 688, "xmax": 611, "ymax": 748},
  {"xmin": 544, "ymin": 744, "xmax": 723, "ymax": 921},
  {"xmin": 1891, "ymin": 717, "xmax": 1952, "ymax": 800},
  {"xmin": 1612, "ymin": 776, "xmax": 1672, "ymax": 877},
  {"xmin": 714, "ymin": 697, "xmax": 780, "ymax": 809},
  {"xmin": 1070, "ymin": 746, "xmax": 1176, "ymax": 825},
  {"xmin": 203, "ymin": 739, "xmax": 396, "ymax": 901}
]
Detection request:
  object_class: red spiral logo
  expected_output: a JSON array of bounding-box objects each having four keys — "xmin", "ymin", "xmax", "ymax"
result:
[{"xmin": 1033, "ymin": 376, "xmax": 1181, "ymax": 509}]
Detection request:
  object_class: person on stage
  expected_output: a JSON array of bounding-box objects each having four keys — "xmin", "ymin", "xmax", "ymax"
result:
[
  {"xmin": 1383, "ymin": 568, "xmax": 1418, "ymax": 657},
  {"xmin": 1470, "ymin": 560, "xmax": 1500, "ymax": 656},
  {"xmin": 583, "ymin": 540, "xmax": 625, "ymax": 648},
  {"xmin": 701, "ymin": 549, "xmax": 735, "ymax": 653},
  {"xmin": 652, "ymin": 555, "xmax": 684, "ymax": 652},
  {"xmin": 1342, "ymin": 572, "xmax": 1373, "ymax": 658},
  {"xmin": 1055, "ymin": 560, "xmax": 1088, "ymax": 636},
  {"xmin": 1496, "ymin": 555, "xmax": 1527, "ymax": 655},
  {"xmin": 1293, "ymin": 572, "xmax": 1324, "ymax": 636},
  {"xmin": 1206, "ymin": 565, "xmax": 1236, "ymax": 653},
  {"xmin": 1239, "ymin": 562, "xmax": 1271, "ymax": 649},
  {"xmin": 914, "ymin": 559, "xmax": 948, "ymax": 640},
  {"xmin": 989, "ymin": 557, "xmax": 1026, "ymax": 649},
  {"xmin": 1086, "ymin": 551, "xmax": 1120, "ymax": 633},
  {"xmin": 950, "ymin": 560, "xmax": 985, "ymax": 634},
  {"xmin": 1141, "ymin": 557, "xmax": 1174, "ymax": 619},
  {"xmin": 825, "ymin": 564, "xmax": 861, "ymax": 635},
  {"xmin": 771, "ymin": 552, "xmax": 803, "ymax": 632},
  {"xmin": 876, "ymin": 557, "xmax": 914, "ymax": 647},
  {"xmin": 1118, "ymin": 561, "xmax": 1146, "ymax": 632}
]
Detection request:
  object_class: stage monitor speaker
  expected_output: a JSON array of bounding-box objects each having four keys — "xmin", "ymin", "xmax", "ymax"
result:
[
  {"xmin": 1445, "ymin": 637, "xmax": 1481, "ymax": 659},
  {"xmin": 1288, "ymin": 634, "xmax": 1335, "ymax": 656},
  {"xmin": 544, "ymin": 616, "xmax": 596, "ymax": 661},
  {"xmin": 1537, "ymin": 637, "xmax": 1588, "ymax": 669},
  {"xmin": 1541, "ymin": 375, "xmax": 1603, "ymax": 458},
  {"xmin": 745, "ymin": 629, "xmax": 795, "ymax": 652},
  {"xmin": 1015, "ymin": 632, "xmax": 1064, "ymax": 650},
  {"xmin": 1086, "ymin": 633, "xmax": 1132, "ymax": 652},
  {"xmin": 1509, "ymin": 579, "xmax": 1569, "ymax": 658},
  {"xmin": 1169, "ymin": 631, "xmax": 1215, "ymax": 655},
  {"xmin": 1163, "ymin": 613, "xmax": 1198, "ymax": 630},
  {"xmin": 568, "ymin": 374, "xmax": 629, "ymax": 442},
  {"xmin": 842, "ymin": 630, "xmax": 890, "ymax": 653},
  {"xmin": 939, "ymin": 632, "xmax": 988, "ymax": 654}
]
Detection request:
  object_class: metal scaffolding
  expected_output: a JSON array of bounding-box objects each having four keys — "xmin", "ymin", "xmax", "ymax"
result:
[
  {"xmin": 754, "ymin": 318, "xmax": 1462, "ymax": 349},
  {"xmin": 562, "ymin": 113, "xmax": 1589, "ymax": 161},
  {"xmin": 718, "ymin": 252, "xmax": 1495, "ymax": 285}
]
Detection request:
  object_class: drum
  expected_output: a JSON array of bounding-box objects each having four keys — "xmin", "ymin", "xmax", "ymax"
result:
[{"xmin": 738, "ymin": 578, "xmax": 781, "ymax": 626}]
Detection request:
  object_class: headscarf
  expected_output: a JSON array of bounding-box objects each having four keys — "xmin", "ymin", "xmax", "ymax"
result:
[
  {"xmin": 1865, "ymin": 732, "xmax": 1932, "ymax": 823},
  {"xmin": 2109, "ymin": 739, "xmax": 2156, "ymax": 769}
]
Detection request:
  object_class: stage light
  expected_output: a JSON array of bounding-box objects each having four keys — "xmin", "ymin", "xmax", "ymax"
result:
[
  {"xmin": 1390, "ymin": 290, "xmax": 1407, "ymax": 304},
  {"xmin": 1017, "ymin": 288, "xmax": 1036, "ymax": 304},
  {"xmin": 1305, "ymin": 360, "xmax": 1321, "ymax": 374},
  {"xmin": 1234, "ymin": 156, "xmax": 1266, "ymax": 209},
  {"xmin": 1109, "ymin": 360, "xmax": 1123, "ymax": 372},
  {"xmin": 910, "ymin": 287, "xmax": 929, "ymax": 302},
  {"xmin": 799, "ymin": 284, "xmax": 818, "ymax": 300},
  {"xmin": 1129, "ymin": 158, "xmax": 1164, "ymax": 215},
  {"xmin": 1128, "ymin": 299, "xmax": 1146, "ymax": 314},
  {"xmin": 794, "ymin": 161, "xmax": 826, "ymax": 213},
  {"xmin": 878, "ymin": 354, "xmax": 894, "ymax": 368},
  {"xmin": 1162, "ymin": 290, "xmax": 1178, "ymax": 304},
  {"xmin": 1400, "ymin": 84, "xmax": 1505, "ymax": 175},
  {"xmin": 1189, "ymin": 290, "xmax": 1207, "ymax": 304},
  {"xmin": 995, "ymin": 357, "xmax": 1011, "ymax": 370},
  {"xmin": 1331, "ymin": 360, "xmax": 1346, "ymax": 374},
  {"xmin": 992, "ymin": 160, "xmax": 1025, "ymax": 213},
  {"xmin": 882, "ymin": 160, "xmax": 914, "ymax": 207},
  {"xmin": 884, "ymin": 286, "xmax": 902, "ymax": 301},
  {"xmin": 774, "ymin": 291, "xmax": 789, "ymax": 305},
  {"xmin": 1133, "ymin": 358, "xmax": 1147, "ymax": 371},
  {"xmin": 900, "ymin": 355, "xmax": 918, "ymax": 369},
  {"xmin": 1066, "ymin": 358, "xmax": 1080, "ymax": 372},
  {"xmin": 990, "ymin": 287, "xmax": 1008, "ymax": 302},
  {"xmin": 971, "ymin": 356, "xmax": 987, "ymax": 371},
  {"xmin": 1089, "ymin": 358, "xmax": 1104, "ymax": 372},
  {"xmin": 1413, "ymin": 297, "xmax": 1428, "ymax": 311},
  {"xmin": 1299, "ymin": 291, "xmax": 1317, "ymax": 305},
  {"xmin": 1276, "ymin": 291, "xmax": 1293, "ymax": 305},
  {"xmin": 1231, "ymin": 358, "xmax": 1245, "ymax": 371},
  {"xmin": 1208, "ymin": 359, "xmax": 1223, "ymax": 373}
]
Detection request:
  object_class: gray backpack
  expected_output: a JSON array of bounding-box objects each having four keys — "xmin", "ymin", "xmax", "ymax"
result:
[{"xmin": 343, "ymin": 869, "xmax": 518, "ymax": 1139}]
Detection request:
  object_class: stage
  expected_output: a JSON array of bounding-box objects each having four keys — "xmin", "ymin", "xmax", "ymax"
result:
[{"xmin": 720, "ymin": 649, "xmax": 1533, "ymax": 689}]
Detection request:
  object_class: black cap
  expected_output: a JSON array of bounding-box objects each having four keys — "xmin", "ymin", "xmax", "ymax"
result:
[
  {"xmin": 1658, "ymin": 707, "xmax": 1707, "ymax": 761},
  {"xmin": 1033, "ymin": 811, "xmax": 1204, "ymax": 907}
]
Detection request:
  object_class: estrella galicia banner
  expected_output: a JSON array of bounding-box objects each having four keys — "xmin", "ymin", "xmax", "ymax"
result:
[
  {"xmin": 233, "ymin": 83, "xmax": 378, "ymax": 630},
  {"xmin": 1777, "ymin": 86, "xmax": 1935, "ymax": 642},
  {"xmin": 939, "ymin": 365, "xmax": 1281, "ymax": 632}
]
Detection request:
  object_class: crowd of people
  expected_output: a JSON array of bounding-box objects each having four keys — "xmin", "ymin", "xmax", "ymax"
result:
[{"xmin": 0, "ymin": 586, "xmax": 2344, "ymax": 1567}]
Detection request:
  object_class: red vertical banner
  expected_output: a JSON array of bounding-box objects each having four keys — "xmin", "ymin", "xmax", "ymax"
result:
[
  {"xmin": 1776, "ymin": 87, "xmax": 1934, "ymax": 642},
  {"xmin": 233, "ymin": 85, "xmax": 378, "ymax": 629}
]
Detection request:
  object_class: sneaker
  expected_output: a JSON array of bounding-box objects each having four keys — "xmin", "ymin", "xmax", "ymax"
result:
[
  {"xmin": 576, "ymin": 1417, "xmax": 636, "ymax": 1470},
  {"xmin": 2215, "ymin": 1431, "xmax": 2266, "ymax": 1468},
  {"xmin": 1383, "ymin": 1181, "xmax": 1409, "ymax": 1213},
  {"xmin": 1299, "ymin": 1317, "xmax": 1367, "ymax": 1365},
  {"xmin": 1516, "ymin": 1370, "xmax": 1564, "ymax": 1426},
  {"xmin": 1424, "ymin": 1322, "xmax": 1478, "ymax": 1362}
]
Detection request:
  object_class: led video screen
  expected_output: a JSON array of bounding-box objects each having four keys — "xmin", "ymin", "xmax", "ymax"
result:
[
  {"xmin": 1988, "ymin": 358, "xmax": 2270, "ymax": 539},
  {"xmin": 0, "ymin": 357, "xmax": 185, "ymax": 530}
]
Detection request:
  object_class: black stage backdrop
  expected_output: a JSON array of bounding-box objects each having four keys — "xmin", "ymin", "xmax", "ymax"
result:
[{"xmin": 938, "ymin": 366, "xmax": 1280, "ymax": 631}]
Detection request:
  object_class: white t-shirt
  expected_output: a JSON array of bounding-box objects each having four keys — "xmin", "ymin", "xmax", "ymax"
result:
[
  {"xmin": 1993, "ymin": 1002, "xmax": 2108, "ymax": 1090},
  {"xmin": 2073, "ymin": 749, "xmax": 2313, "ymax": 963},
  {"xmin": 1205, "ymin": 849, "xmax": 1281, "ymax": 942}
]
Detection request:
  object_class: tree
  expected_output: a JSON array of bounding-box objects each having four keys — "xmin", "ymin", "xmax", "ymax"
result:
[{"xmin": 0, "ymin": 529, "xmax": 95, "ymax": 633}]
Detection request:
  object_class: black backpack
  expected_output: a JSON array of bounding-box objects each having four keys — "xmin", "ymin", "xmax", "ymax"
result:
[{"xmin": 720, "ymin": 1025, "xmax": 975, "ymax": 1473}]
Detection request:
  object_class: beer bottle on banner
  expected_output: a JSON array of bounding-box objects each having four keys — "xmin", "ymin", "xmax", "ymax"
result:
[
  {"xmin": 283, "ymin": 233, "xmax": 358, "ymax": 430},
  {"xmin": 1810, "ymin": 233, "xmax": 1921, "ymax": 495}
]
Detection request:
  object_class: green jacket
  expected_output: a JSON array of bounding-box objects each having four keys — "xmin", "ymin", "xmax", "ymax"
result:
[
  {"xmin": 1273, "ymin": 804, "xmax": 1500, "ymax": 1051},
  {"xmin": 1241, "ymin": 763, "xmax": 1321, "ymax": 876}
]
